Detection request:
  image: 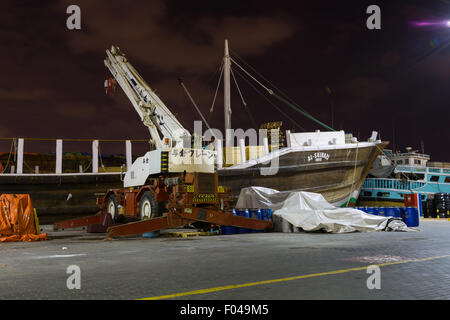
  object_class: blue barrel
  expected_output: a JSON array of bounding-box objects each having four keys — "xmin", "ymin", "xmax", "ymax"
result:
[
  {"xmin": 235, "ymin": 209, "xmax": 250, "ymax": 233},
  {"xmin": 221, "ymin": 226, "xmax": 236, "ymax": 235},
  {"xmin": 142, "ymin": 231, "xmax": 160, "ymax": 238},
  {"xmin": 220, "ymin": 210, "xmax": 238, "ymax": 234},
  {"xmin": 418, "ymin": 194, "xmax": 423, "ymax": 217},
  {"xmin": 385, "ymin": 207, "xmax": 402, "ymax": 218},
  {"xmin": 399, "ymin": 207, "xmax": 406, "ymax": 218},
  {"xmin": 365, "ymin": 207, "xmax": 374, "ymax": 214},
  {"xmin": 261, "ymin": 209, "xmax": 272, "ymax": 233},
  {"xmin": 249, "ymin": 209, "xmax": 263, "ymax": 233},
  {"xmin": 393, "ymin": 207, "xmax": 402, "ymax": 218},
  {"xmin": 221, "ymin": 210, "xmax": 237, "ymax": 235},
  {"xmin": 377, "ymin": 207, "xmax": 386, "ymax": 217},
  {"xmin": 249, "ymin": 209, "xmax": 263, "ymax": 220},
  {"xmin": 261, "ymin": 208, "xmax": 273, "ymax": 221},
  {"xmin": 402, "ymin": 207, "xmax": 419, "ymax": 227}
]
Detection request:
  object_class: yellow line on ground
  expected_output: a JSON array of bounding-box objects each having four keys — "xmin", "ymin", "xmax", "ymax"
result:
[{"xmin": 139, "ymin": 254, "xmax": 450, "ymax": 300}]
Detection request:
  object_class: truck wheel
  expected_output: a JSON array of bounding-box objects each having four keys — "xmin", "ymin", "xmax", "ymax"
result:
[
  {"xmin": 139, "ymin": 191, "xmax": 159, "ymax": 220},
  {"xmin": 106, "ymin": 194, "xmax": 120, "ymax": 222}
]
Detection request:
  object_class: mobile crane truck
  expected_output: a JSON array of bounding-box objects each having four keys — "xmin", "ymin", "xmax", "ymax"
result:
[{"xmin": 53, "ymin": 46, "xmax": 272, "ymax": 238}]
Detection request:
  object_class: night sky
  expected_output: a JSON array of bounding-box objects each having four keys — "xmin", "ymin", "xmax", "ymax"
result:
[{"xmin": 1, "ymin": 0, "xmax": 449, "ymax": 160}]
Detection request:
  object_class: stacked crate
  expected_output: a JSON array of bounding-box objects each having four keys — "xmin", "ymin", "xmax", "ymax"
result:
[{"xmin": 260, "ymin": 122, "xmax": 285, "ymax": 150}]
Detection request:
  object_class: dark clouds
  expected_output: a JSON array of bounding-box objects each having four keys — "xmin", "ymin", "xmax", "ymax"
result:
[
  {"xmin": 1, "ymin": 0, "xmax": 449, "ymax": 160},
  {"xmin": 60, "ymin": 0, "xmax": 294, "ymax": 72}
]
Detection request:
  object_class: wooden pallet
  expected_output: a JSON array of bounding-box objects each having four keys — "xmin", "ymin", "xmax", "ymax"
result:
[{"xmin": 165, "ymin": 230, "xmax": 219, "ymax": 238}]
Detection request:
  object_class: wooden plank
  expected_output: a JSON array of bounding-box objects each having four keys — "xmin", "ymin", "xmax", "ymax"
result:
[{"xmin": 165, "ymin": 231, "xmax": 219, "ymax": 238}]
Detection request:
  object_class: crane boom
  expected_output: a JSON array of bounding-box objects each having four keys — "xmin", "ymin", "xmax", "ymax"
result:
[
  {"xmin": 103, "ymin": 46, "xmax": 216, "ymax": 188},
  {"xmin": 104, "ymin": 45, "xmax": 190, "ymax": 149}
]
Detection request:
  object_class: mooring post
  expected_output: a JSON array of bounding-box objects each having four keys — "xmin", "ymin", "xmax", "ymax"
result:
[
  {"xmin": 286, "ymin": 130, "xmax": 291, "ymax": 148},
  {"xmin": 263, "ymin": 137, "xmax": 269, "ymax": 155},
  {"xmin": 125, "ymin": 140, "xmax": 132, "ymax": 171},
  {"xmin": 215, "ymin": 139, "xmax": 223, "ymax": 169},
  {"xmin": 56, "ymin": 139, "xmax": 63, "ymax": 174},
  {"xmin": 92, "ymin": 140, "xmax": 99, "ymax": 173},
  {"xmin": 17, "ymin": 138, "xmax": 24, "ymax": 174},
  {"xmin": 239, "ymin": 139, "xmax": 246, "ymax": 164}
]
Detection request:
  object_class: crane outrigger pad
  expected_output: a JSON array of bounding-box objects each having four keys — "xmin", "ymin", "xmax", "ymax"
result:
[
  {"xmin": 106, "ymin": 207, "xmax": 272, "ymax": 238},
  {"xmin": 53, "ymin": 211, "xmax": 114, "ymax": 232},
  {"xmin": 53, "ymin": 208, "xmax": 272, "ymax": 239}
]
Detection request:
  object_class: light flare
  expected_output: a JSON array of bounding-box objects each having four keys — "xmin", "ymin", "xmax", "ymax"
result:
[{"xmin": 411, "ymin": 20, "xmax": 450, "ymax": 28}]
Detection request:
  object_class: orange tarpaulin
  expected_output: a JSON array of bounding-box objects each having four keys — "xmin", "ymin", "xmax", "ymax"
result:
[{"xmin": 0, "ymin": 194, "xmax": 49, "ymax": 242}]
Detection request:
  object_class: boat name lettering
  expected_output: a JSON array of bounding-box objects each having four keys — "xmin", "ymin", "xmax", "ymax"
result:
[{"xmin": 307, "ymin": 152, "xmax": 330, "ymax": 162}]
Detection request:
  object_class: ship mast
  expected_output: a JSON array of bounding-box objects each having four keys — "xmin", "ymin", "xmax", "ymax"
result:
[{"xmin": 223, "ymin": 39, "xmax": 232, "ymax": 132}]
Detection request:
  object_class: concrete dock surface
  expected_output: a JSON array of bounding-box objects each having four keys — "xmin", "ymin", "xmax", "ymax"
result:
[{"xmin": 1, "ymin": 219, "xmax": 450, "ymax": 300}]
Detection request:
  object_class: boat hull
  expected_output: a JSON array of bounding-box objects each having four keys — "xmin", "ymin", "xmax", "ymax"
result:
[
  {"xmin": 0, "ymin": 142, "xmax": 386, "ymax": 222},
  {"xmin": 218, "ymin": 142, "xmax": 387, "ymax": 207}
]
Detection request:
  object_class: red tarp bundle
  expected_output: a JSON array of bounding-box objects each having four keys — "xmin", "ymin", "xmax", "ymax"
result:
[{"xmin": 0, "ymin": 194, "xmax": 49, "ymax": 242}]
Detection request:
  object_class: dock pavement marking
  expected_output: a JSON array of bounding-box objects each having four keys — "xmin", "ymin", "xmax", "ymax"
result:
[{"xmin": 138, "ymin": 253, "xmax": 450, "ymax": 300}]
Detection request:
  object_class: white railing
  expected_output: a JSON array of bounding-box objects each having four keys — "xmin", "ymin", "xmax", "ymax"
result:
[
  {"xmin": 0, "ymin": 138, "xmax": 147, "ymax": 175},
  {"xmin": 363, "ymin": 178, "xmax": 426, "ymax": 191}
]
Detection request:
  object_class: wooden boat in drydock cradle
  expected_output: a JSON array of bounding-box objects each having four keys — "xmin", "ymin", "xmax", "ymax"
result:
[{"xmin": 217, "ymin": 130, "xmax": 387, "ymax": 207}]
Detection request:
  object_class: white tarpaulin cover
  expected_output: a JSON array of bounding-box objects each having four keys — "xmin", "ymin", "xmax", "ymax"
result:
[{"xmin": 236, "ymin": 187, "xmax": 410, "ymax": 233}]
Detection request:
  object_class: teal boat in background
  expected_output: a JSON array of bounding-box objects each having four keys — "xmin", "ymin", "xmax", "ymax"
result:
[{"xmin": 357, "ymin": 148, "xmax": 450, "ymax": 207}]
